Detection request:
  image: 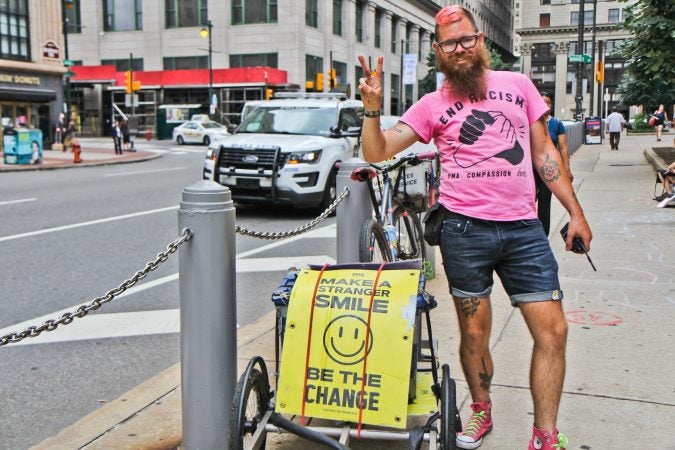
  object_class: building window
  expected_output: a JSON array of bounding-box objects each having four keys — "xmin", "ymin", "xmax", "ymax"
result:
[
  {"xmin": 64, "ymin": 0, "xmax": 81, "ymax": 33},
  {"xmin": 306, "ymin": 0, "xmax": 318, "ymax": 28},
  {"xmin": 230, "ymin": 53, "xmax": 278, "ymax": 68},
  {"xmin": 539, "ymin": 13, "xmax": 550, "ymax": 28},
  {"xmin": 541, "ymin": 0, "xmax": 550, "ymax": 4},
  {"xmin": 166, "ymin": 0, "xmax": 207, "ymax": 28},
  {"xmin": 355, "ymin": 0, "xmax": 363, "ymax": 43},
  {"xmin": 374, "ymin": 9, "xmax": 381, "ymax": 48},
  {"xmin": 104, "ymin": 0, "xmax": 142, "ymax": 31},
  {"xmin": 332, "ymin": 0, "xmax": 342, "ymax": 36},
  {"xmin": 0, "ymin": 0, "xmax": 29, "ymax": 61},
  {"xmin": 333, "ymin": 60, "xmax": 347, "ymax": 88},
  {"xmin": 608, "ymin": 8, "xmax": 619, "ymax": 23},
  {"xmin": 405, "ymin": 23, "xmax": 412, "ymax": 53},
  {"xmin": 101, "ymin": 58, "xmax": 143, "ymax": 71},
  {"xmin": 570, "ymin": 11, "xmax": 593, "ymax": 26},
  {"xmin": 604, "ymin": 39, "xmax": 623, "ymax": 56},
  {"xmin": 306, "ymin": 54, "xmax": 323, "ymax": 82},
  {"xmin": 163, "ymin": 56, "xmax": 207, "ymax": 69},
  {"xmin": 232, "ymin": 0, "xmax": 277, "ymax": 24},
  {"xmin": 391, "ymin": 17, "xmax": 398, "ymax": 53},
  {"xmin": 531, "ymin": 43, "xmax": 555, "ymax": 60}
]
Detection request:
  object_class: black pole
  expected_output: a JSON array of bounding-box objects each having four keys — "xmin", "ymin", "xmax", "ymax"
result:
[
  {"xmin": 399, "ymin": 39, "xmax": 404, "ymax": 115},
  {"xmin": 597, "ymin": 40, "xmax": 604, "ymax": 118},
  {"xmin": 129, "ymin": 53, "xmax": 135, "ymax": 117},
  {"xmin": 575, "ymin": 0, "xmax": 585, "ymax": 121},
  {"xmin": 208, "ymin": 20, "xmax": 213, "ymax": 116},
  {"xmin": 62, "ymin": 0, "xmax": 70, "ymax": 124},
  {"xmin": 589, "ymin": 0, "xmax": 597, "ymax": 116}
]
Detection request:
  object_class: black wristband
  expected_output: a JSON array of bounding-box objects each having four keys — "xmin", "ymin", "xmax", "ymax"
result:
[{"xmin": 364, "ymin": 110, "xmax": 381, "ymax": 118}]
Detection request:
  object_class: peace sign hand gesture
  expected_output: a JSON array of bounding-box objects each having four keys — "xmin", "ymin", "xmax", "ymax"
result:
[{"xmin": 358, "ymin": 55, "xmax": 383, "ymax": 112}]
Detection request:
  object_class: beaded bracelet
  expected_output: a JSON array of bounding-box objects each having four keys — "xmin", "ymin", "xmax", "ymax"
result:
[{"xmin": 364, "ymin": 110, "xmax": 381, "ymax": 118}]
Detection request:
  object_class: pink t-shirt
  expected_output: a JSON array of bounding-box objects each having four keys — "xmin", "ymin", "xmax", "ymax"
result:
[{"xmin": 400, "ymin": 70, "xmax": 548, "ymax": 221}]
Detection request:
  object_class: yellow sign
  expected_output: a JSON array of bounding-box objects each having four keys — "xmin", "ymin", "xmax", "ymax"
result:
[{"xmin": 276, "ymin": 262, "xmax": 421, "ymax": 428}]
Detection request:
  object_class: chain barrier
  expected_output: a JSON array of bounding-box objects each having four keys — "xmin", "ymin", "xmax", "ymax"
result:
[
  {"xmin": 2, "ymin": 189, "xmax": 349, "ymax": 346},
  {"xmin": 235, "ymin": 187, "xmax": 349, "ymax": 240},
  {"xmin": 0, "ymin": 228, "xmax": 193, "ymax": 346}
]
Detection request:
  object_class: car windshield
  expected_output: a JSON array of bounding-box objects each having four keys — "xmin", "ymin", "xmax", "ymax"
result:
[
  {"xmin": 238, "ymin": 106, "xmax": 337, "ymax": 136},
  {"xmin": 201, "ymin": 122, "xmax": 223, "ymax": 129}
]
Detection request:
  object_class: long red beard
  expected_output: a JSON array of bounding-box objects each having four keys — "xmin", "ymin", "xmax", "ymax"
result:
[{"xmin": 438, "ymin": 46, "xmax": 491, "ymax": 100}]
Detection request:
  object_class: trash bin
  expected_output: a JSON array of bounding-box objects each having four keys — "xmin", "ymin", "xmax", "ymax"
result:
[
  {"xmin": 3, "ymin": 127, "xmax": 42, "ymax": 164},
  {"xmin": 584, "ymin": 116, "xmax": 602, "ymax": 145}
]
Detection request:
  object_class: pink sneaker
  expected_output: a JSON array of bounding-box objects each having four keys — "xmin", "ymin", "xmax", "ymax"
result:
[
  {"xmin": 456, "ymin": 401, "xmax": 493, "ymax": 449},
  {"xmin": 528, "ymin": 426, "xmax": 569, "ymax": 450}
]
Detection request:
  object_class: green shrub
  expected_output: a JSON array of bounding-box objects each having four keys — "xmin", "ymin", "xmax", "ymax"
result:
[{"xmin": 632, "ymin": 112, "xmax": 650, "ymax": 131}]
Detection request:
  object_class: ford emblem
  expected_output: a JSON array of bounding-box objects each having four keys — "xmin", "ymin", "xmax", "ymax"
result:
[{"xmin": 242, "ymin": 155, "xmax": 258, "ymax": 163}]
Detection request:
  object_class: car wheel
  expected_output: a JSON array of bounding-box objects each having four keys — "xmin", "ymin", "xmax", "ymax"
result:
[
  {"xmin": 317, "ymin": 167, "xmax": 337, "ymax": 215},
  {"xmin": 203, "ymin": 135, "xmax": 210, "ymax": 146},
  {"xmin": 176, "ymin": 135, "xmax": 184, "ymax": 145}
]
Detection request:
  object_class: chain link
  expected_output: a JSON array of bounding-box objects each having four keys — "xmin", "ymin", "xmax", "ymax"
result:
[
  {"xmin": 235, "ymin": 187, "xmax": 349, "ymax": 240},
  {"xmin": 0, "ymin": 228, "xmax": 193, "ymax": 346}
]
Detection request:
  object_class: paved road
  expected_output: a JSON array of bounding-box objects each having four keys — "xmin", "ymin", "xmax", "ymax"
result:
[{"xmin": 0, "ymin": 139, "xmax": 340, "ymax": 450}]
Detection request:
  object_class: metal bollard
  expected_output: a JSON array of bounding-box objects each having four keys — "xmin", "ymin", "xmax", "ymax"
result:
[
  {"xmin": 336, "ymin": 158, "xmax": 372, "ymax": 263},
  {"xmin": 178, "ymin": 180, "xmax": 237, "ymax": 449}
]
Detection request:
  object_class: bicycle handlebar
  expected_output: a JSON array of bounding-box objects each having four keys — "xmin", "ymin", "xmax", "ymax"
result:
[{"xmin": 369, "ymin": 151, "xmax": 437, "ymax": 173}]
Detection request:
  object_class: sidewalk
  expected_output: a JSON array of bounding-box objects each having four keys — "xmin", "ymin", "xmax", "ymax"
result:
[
  {"xmin": 0, "ymin": 138, "xmax": 160, "ymax": 172},
  {"xmin": 34, "ymin": 133, "xmax": 675, "ymax": 449}
]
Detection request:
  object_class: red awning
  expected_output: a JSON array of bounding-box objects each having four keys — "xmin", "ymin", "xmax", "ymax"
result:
[{"xmin": 71, "ymin": 65, "xmax": 287, "ymax": 88}]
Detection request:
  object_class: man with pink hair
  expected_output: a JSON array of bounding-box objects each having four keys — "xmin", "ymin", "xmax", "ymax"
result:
[{"xmin": 358, "ymin": 4, "xmax": 592, "ymax": 449}]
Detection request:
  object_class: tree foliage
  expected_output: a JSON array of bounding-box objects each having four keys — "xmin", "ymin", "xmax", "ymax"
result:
[{"xmin": 616, "ymin": 0, "xmax": 675, "ymax": 106}]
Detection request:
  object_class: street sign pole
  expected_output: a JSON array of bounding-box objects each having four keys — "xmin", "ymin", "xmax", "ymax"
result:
[{"xmin": 575, "ymin": 0, "xmax": 585, "ymax": 121}]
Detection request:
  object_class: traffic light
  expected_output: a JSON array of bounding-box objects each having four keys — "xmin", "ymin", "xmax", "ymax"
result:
[
  {"xmin": 124, "ymin": 70, "xmax": 141, "ymax": 93},
  {"xmin": 329, "ymin": 68, "xmax": 337, "ymax": 90},
  {"xmin": 315, "ymin": 72, "xmax": 324, "ymax": 92},
  {"xmin": 64, "ymin": 0, "xmax": 74, "ymax": 9},
  {"xmin": 124, "ymin": 70, "xmax": 133, "ymax": 94},
  {"xmin": 266, "ymin": 88, "xmax": 273, "ymax": 100},
  {"xmin": 595, "ymin": 62, "xmax": 604, "ymax": 83}
]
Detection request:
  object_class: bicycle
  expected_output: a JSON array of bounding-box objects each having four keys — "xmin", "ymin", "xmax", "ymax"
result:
[{"xmin": 351, "ymin": 151, "xmax": 439, "ymax": 264}]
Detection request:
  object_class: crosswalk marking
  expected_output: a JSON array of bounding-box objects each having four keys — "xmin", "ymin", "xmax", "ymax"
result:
[{"xmin": 1, "ymin": 225, "xmax": 337, "ymax": 346}]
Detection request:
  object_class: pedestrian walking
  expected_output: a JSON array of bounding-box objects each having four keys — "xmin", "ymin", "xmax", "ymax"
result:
[
  {"xmin": 606, "ymin": 107, "xmax": 625, "ymax": 150},
  {"xmin": 112, "ymin": 119, "xmax": 123, "ymax": 155},
  {"xmin": 55, "ymin": 113, "xmax": 66, "ymax": 149},
  {"xmin": 653, "ymin": 104, "xmax": 668, "ymax": 142},
  {"xmin": 121, "ymin": 120, "xmax": 131, "ymax": 152},
  {"xmin": 534, "ymin": 92, "xmax": 569, "ymax": 236},
  {"xmin": 358, "ymin": 5, "xmax": 592, "ymax": 449}
]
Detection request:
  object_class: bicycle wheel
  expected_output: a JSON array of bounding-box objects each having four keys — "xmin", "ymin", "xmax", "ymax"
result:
[
  {"xmin": 359, "ymin": 219, "xmax": 393, "ymax": 263},
  {"xmin": 440, "ymin": 364, "xmax": 458, "ymax": 450},
  {"xmin": 229, "ymin": 368, "xmax": 270, "ymax": 450},
  {"xmin": 393, "ymin": 203, "xmax": 426, "ymax": 261}
]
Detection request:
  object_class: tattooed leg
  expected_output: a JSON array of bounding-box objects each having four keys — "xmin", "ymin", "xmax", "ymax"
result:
[{"xmin": 453, "ymin": 296, "xmax": 494, "ymax": 401}]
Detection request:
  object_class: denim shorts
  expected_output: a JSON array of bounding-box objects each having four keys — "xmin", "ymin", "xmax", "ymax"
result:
[{"xmin": 439, "ymin": 211, "xmax": 563, "ymax": 306}]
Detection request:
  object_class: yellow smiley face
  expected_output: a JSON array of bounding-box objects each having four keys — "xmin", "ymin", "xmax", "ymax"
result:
[{"xmin": 322, "ymin": 314, "xmax": 374, "ymax": 365}]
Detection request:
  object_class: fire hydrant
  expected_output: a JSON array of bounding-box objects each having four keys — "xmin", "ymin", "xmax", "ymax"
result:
[
  {"xmin": 72, "ymin": 139, "xmax": 82, "ymax": 163},
  {"xmin": 145, "ymin": 129, "xmax": 153, "ymax": 141}
]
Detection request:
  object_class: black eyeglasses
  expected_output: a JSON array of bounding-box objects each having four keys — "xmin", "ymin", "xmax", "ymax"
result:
[{"xmin": 436, "ymin": 34, "xmax": 479, "ymax": 53}]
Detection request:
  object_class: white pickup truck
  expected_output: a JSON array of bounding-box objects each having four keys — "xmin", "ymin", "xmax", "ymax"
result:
[{"xmin": 203, "ymin": 93, "xmax": 363, "ymax": 211}]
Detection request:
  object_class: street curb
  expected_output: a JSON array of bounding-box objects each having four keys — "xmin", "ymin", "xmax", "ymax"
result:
[{"xmin": 0, "ymin": 151, "xmax": 161, "ymax": 173}]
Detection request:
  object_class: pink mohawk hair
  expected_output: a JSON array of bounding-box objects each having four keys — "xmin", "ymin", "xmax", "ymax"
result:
[{"xmin": 435, "ymin": 5, "xmax": 465, "ymax": 25}]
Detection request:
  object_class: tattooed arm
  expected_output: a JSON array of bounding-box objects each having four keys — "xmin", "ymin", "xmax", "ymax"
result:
[{"xmin": 530, "ymin": 118, "xmax": 593, "ymax": 251}]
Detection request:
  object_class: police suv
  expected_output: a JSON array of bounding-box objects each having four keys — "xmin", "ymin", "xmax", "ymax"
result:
[{"xmin": 203, "ymin": 93, "xmax": 363, "ymax": 211}]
